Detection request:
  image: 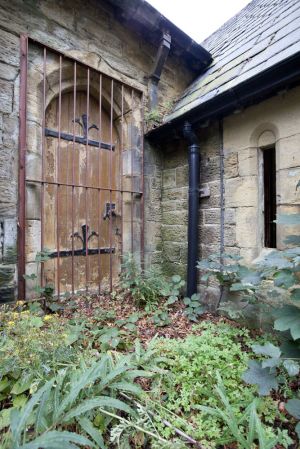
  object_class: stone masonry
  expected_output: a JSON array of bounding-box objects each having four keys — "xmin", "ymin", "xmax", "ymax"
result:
[{"xmin": 0, "ymin": 0, "xmax": 197, "ymax": 301}]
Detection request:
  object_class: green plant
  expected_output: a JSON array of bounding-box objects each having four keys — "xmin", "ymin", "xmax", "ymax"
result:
[
  {"xmin": 198, "ymin": 373, "xmax": 291, "ymax": 449},
  {"xmin": 120, "ymin": 254, "xmax": 185, "ymax": 310},
  {"xmin": 151, "ymin": 321, "xmax": 281, "ymax": 446},
  {"xmin": 183, "ymin": 293, "xmax": 205, "ymax": 321},
  {"xmin": 152, "ymin": 310, "xmax": 171, "ymax": 327}
]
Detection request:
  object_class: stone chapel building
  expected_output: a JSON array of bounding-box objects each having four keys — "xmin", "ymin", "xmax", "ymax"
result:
[{"xmin": 0, "ymin": 0, "xmax": 299, "ymax": 304}]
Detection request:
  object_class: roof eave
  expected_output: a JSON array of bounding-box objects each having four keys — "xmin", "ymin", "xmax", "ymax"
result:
[
  {"xmin": 147, "ymin": 51, "xmax": 300, "ymax": 141},
  {"xmin": 105, "ymin": 0, "xmax": 212, "ymax": 72}
]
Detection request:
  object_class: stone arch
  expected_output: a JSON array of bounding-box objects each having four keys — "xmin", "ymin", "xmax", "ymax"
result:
[{"xmin": 249, "ymin": 122, "xmax": 279, "ymax": 148}]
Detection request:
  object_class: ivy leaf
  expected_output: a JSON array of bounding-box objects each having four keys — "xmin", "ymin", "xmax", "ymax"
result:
[
  {"xmin": 242, "ymin": 361, "xmax": 278, "ymax": 396},
  {"xmin": 252, "ymin": 343, "xmax": 281, "ymax": 358},
  {"xmin": 262, "ymin": 358, "xmax": 281, "ymax": 369},
  {"xmin": 286, "ymin": 399, "xmax": 300, "ymax": 419},
  {"xmin": 283, "ymin": 360, "xmax": 300, "ymax": 376},
  {"xmin": 274, "ymin": 270, "xmax": 296, "ymax": 289},
  {"xmin": 274, "ymin": 306, "xmax": 300, "ymax": 340}
]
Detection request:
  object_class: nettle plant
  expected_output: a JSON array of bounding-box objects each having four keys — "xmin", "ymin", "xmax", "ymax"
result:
[
  {"xmin": 120, "ymin": 254, "xmax": 185, "ymax": 310},
  {"xmin": 198, "ymin": 179, "xmax": 300, "ymax": 436}
]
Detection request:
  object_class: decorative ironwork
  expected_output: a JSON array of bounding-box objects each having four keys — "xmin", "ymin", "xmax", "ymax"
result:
[
  {"xmin": 45, "ymin": 113, "xmax": 115, "ymax": 150},
  {"xmin": 49, "ymin": 224, "xmax": 115, "ymax": 258}
]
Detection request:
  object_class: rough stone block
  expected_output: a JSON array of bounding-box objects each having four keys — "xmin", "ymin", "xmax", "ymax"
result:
[
  {"xmin": 238, "ymin": 147, "xmax": 258, "ymax": 176},
  {"xmin": 0, "ymin": 178, "xmax": 17, "ymax": 217},
  {"xmin": 0, "ymin": 29, "xmax": 19, "ymax": 67},
  {"xmin": 0, "ymin": 80, "xmax": 13, "ymax": 113},
  {"xmin": 0, "ymin": 146, "xmax": 16, "ymax": 180},
  {"xmin": 163, "ymin": 169, "xmax": 176, "ymax": 188},
  {"xmin": 224, "ymin": 208, "xmax": 236, "ymax": 224},
  {"xmin": 277, "ymin": 167, "xmax": 300, "ymax": 205},
  {"xmin": 201, "ymin": 156, "xmax": 220, "ymax": 182},
  {"xmin": 0, "ymin": 62, "xmax": 18, "ymax": 81},
  {"xmin": 1, "ymin": 218, "xmax": 17, "ymax": 264},
  {"xmin": 26, "ymin": 184, "xmax": 41, "ymax": 220},
  {"xmin": 3, "ymin": 115, "xmax": 18, "ymax": 148},
  {"xmin": 25, "ymin": 220, "xmax": 41, "ymax": 263},
  {"xmin": 224, "ymin": 152, "xmax": 238, "ymax": 178},
  {"xmin": 204, "ymin": 208, "xmax": 220, "ymax": 225},
  {"xmin": 240, "ymin": 247, "xmax": 260, "ymax": 263},
  {"xmin": 225, "ymin": 176, "xmax": 258, "ymax": 207},
  {"xmin": 176, "ymin": 165, "xmax": 188, "ymax": 187},
  {"xmin": 224, "ymin": 225, "xmax": 237, "ymax": 246},
  {"xmin": 161, "ymin": 224, "xmax": 187, "ymax": 242},
  {"xmin": 163, "ymin": 210, "xmax": 188, "ymax": 226},
  {"xmin": 236, "ymin": 207, "xmax": 258, "ymax": 248},
  {"xmin": 163, "ymin": 187, "xmax": 187, "ymax": 202},
  {"xmin": 277, "ymin": 134, "xmax": 300, "ymax": 170},
  {"xmin": 199, "ymin": 224, "xmax": 220, "ymax": 245}
]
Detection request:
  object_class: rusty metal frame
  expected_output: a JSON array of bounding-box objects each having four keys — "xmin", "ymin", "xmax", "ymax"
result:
[{"xmin": 18, "ymin": 35, "xmax": 145, "ymax": 298}]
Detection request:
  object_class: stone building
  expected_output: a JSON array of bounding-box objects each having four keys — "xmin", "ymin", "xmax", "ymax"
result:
[{"xmin": 0, "ymin": 0, "xmax": 300, "ymax": 303}]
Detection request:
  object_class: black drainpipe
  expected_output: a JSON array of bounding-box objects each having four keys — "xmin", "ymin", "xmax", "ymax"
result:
[{"xmin": 183, "ymin": 121, "xmax": 200, "ymax": 297}]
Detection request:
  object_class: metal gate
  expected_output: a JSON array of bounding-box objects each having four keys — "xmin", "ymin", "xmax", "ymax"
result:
[{"xmin": 18, "ymin": 35, "xmax": 144, "ymax": 299}]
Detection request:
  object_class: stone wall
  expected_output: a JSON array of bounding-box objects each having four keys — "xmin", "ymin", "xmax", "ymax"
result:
[
  {"xmin": 223, "ymin": 85, "xmax": 300, "ymax": 262},
  {"xmin": 0, "ymin": 0, "xmax": 196, "ymax": 301},
  {"xmin": 160, "ymin": 122, "xmax": 224, "ymax": 305}
]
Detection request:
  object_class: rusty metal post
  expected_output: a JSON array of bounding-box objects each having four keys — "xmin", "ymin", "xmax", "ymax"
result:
[{"xmin": 18, "ymin": 34, "xmax": 28, "ymax": 300}]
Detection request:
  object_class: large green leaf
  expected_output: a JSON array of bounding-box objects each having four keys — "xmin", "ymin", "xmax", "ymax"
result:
[
  {"xmin": 10, "ymin": 379, "xmax": 55, "ymax": 446},
  {"xmin": 18, "ymin": 430, "xmax": 92, "ymax": 449},
  {"xmin": 286, "ymin": 399, "xmax": 300, "ymax": 419},
  {"xmin": 274, "ymin": 269, "xmax": 296, "ymax": 289},
  {"xmin": 77, "ymin": 417, "xmax": 106, "ymax": 449},
  {"xmin": 242, "ymin": 361, "xmax": 278, "ymax": 396},
  {"xmin": 283, "ymin": 360, "xmax": 300, "ymax": 376},
  {"xmin": 274, "ymin": 306, "xmax": 300, "ymax": 340},
  {"xmin": 291, "ymin": 288, "xmax": 300, "ymax": 301},
  {"xmin": 63, "ymin": 396, "xmax": 133, "ymax": 422},
  {"xmin": 252, "ymin": 343, "xmax": 281, "ymax": 358}
]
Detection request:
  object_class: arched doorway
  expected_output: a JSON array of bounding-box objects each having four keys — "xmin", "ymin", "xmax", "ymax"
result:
[
  {"xmin": 43, "ymin": 90, "xmax": 121, "ymax": 295},
  {"xmin": 20, "ymin": 41, "xmax": 144, "ymax": 299}
]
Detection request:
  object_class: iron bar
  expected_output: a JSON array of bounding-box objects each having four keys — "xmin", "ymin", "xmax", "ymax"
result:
[
  {"xmin": 109, "ymin": 79, "xmax": 114, "ymax": 292},
  {"xmin": 18, "ymin": 34, "xmax": 28, "ymax": 300},
  {"xmin": 41, "ymin": 47, "xmax": 46, "ymax": 290},
  {"xmin": 44, "ymin": 128, "xmax": 114, "ymax": 150},
  {"xmin": 140, "ymin": 92, "xmax": 145, "ymax": 270},
  {"xmin": 71, "ymin": 61, "xmax": 77, "ymax": 295},
  {"xmin": 26, "ymin": 178, "xmax": 142, "ymax": 194},
  {"xmin": 120, "ymin": 85, "xmax": 124, "ymax": 259},
  {"xmin": 130, "ymin": 89, "xmax": 134, "ymax": 254},
  {"xmin": 56, "ymin": 54, "xmax": 62, "ymax": 299},
  {"xmin": 85, "ymin": 68, "xmax": 90, "ymax": 293},
  {"xmin": 98, "ymin": 73, "xmax": 102, "ymax": 294}
]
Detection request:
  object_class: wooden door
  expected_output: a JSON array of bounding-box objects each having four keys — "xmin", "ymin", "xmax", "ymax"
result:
[{"xmin": 43, "ymin": 91, "xmax": 121, "ymax": 295}]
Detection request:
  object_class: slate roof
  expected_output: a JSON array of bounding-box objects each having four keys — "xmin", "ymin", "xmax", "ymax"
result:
[{"xmin": 166, "ymin": 0, "xmax": 300, "ymax": 123}]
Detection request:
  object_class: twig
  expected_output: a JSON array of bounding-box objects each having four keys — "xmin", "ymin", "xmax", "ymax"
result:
[{"xmin": 120, "ymin": 393, "xmax": 206, "ymax": 448}]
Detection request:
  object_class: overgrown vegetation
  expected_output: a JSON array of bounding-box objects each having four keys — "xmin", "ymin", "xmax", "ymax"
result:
[{"xmin": 1, "ymin": 178, "xmax": 299, "ymax": 447}]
